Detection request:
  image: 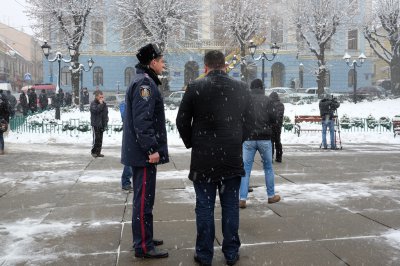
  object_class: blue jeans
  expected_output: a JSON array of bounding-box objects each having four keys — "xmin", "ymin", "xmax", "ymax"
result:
[
  {"xmin": 193, "ymin": 177, "xmax": 241, "ymax": 264},
  {"xmin": 121, "ymin": 165, "xmax": 132, "ymax": 188},
  {"xmin": 240, "ymin": 140, "xmax": 275, "ymax": 200},
  {"xmin": 0, "ymin": 132, "xmax": 4, "ymax": 151},
  {"xmin": 322, "ymin": 119, "xmax": 335, "ymax": 148}
]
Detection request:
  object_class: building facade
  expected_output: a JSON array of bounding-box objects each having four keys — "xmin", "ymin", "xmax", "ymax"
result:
[{"xmin": 42, "ymin": 0, "xmax": 374, "ymax": 93}]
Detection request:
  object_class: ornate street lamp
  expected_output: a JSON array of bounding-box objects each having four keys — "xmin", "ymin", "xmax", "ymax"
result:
[
  {"xmin": 249, "ymin": 40, "xmax": 280, "ymax": 85},
  {"xmin": 41, "ymin": 41, "xmax": 76, "ymax": 119},
  {"xmin": 343, "ymin": 52, "xmax": 366, "ymax": 104},
  {"xmin": 70, "ymin": 58, "xmax": 95, "ymax": 111}
]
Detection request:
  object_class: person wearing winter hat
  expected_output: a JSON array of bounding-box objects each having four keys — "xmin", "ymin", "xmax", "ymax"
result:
[
  {"xmin": 239, "ymin": 79, "xmax": 281, "ymax": 209},
  {"xmin": 269, "ymin": 91, "xmax": 285, "ymax": 162},
  {"xmin": 121, "ymin": 43, "xmax": 169, "ymax": 259}
]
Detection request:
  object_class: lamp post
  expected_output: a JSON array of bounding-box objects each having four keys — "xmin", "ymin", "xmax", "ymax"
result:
[
  {"xmin": 343, "ymin": 52, "xmax": 366, "ymax": 104},
  {"xmin": 248, "ymin": 40, "xmax": 279, "ymax": 85},
  {"xmin": 299, "ymin": 63, "xmax": 304, "ymax": 89},
  {"xmin": 70, "ymin": 58, "xmax": 94, "ymax": 111},
  {"xmin": 41, "ymin": 41, "xmax": 76, "ymax": 119}
]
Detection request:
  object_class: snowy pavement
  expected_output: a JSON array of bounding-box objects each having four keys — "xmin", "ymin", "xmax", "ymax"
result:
[{"xmin": 1, "ymin": 143, "xmax": 400, "ymax": 265}]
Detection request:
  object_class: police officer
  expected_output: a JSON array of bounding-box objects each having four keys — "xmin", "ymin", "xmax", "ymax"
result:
[
  {"xmin": 319, "ymin": 95, "xmax": 340, "ymax": 149},
  {"xmin": 121, "ymin": 43, "xmax": 169, "ymax": 259}
]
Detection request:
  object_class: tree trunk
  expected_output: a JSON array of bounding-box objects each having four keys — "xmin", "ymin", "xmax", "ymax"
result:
[
  {"xmin": 71, "ymin": 54, "xmax": 80, "ymax": 105},
  {"xmin": 391, "ymin": 56, "xmax": 400, "ymax": 96},
  {"xmin": 240, "ymin": 44, "xmax": 247, "ymax": 83}
]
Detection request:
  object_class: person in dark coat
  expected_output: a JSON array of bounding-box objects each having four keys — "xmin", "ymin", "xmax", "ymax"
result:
[
  {"xmin": 6, "ymin": 90, "xmax": 17, "ymax": 117},
  {"xmin": 239, "ymin": 79, "xmax": 280, "ymax": 209},
  {"xmin": 82, "ymin": 87, "xmax": 90, "ymax": 104},
  {"xmin": 319, "ymin": 95, "xmax": 340, "ymax": 149},
  {"xmin": 0, "ymin": 90, "xmax": 10, "ymax": 155},
  {"xmin": 121, "ymin": 43, "xmax": 169, "ymax": 259},
  {"xmin": 176, "ymin": 50, "xmax": 251, "ymax": 266},
  {"xmin": 19, "ymin": 91, "xmax": 29, "ymax": 116},
  {"xmin": 90, "ymin": 90, "xmax": 108, "ymax": 157},
  {"xmin": 39, "ymin": 89, "xmax": 48, "ymax": 111},
  {"xmin": 28, "ymin": 88, "xmax": 38, "ymax": 113},
  {"xmin": 269, "ymin": 91, "xmax": 285, "ymax": 162}
]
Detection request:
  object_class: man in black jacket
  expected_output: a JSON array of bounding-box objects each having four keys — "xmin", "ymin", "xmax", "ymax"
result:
[
  {"xmin": 239, "ymin": 79, "xmax": 281, "ymax": 209},
  {"xmin": 269, "ymin": 91, "xmax": 285, "ymax": 162},
  {"xmin": 90, "ymin": 90, "xmax": 108, "ymax": 157},
  {"xmin": 319, "ymin": 96, "xmax": 340, "ymax": 149},
  {"xmin": 176, "ymin": 50, "xmax": 250, "ymax": 266},
  {"xmin": 0, "ymin": 90, "xmax": 10, "ymax": 155},
  {"xmin": 39, "ymin": 89, "xmax": 48, "ymax": 111},
  {"xmin": 121, "ymin": 43, "xmax": 169, "ymax": 259}
]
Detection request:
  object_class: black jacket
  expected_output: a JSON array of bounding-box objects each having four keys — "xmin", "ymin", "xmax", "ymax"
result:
[
  {"xmin": 121, "ymin": 65, "xmax": 169, "ymax": 167},
  {"xmin": 269, "ymin": 92, "xmax": 284, "ymax": 126},
  {"xmin": 319, "ymin": 98, "xmax": 340, "ymax": 120},
  {"xmin": 245, "ymin": 89, "xmax": 276, "ymax": 141},
  {"xmin": 90, "ymin": 99, "xmax": 108, "ymax": 129},
  {"xmin": 176, "ymin": 70, "xmax": 251, "ymax": 183},
  {"xmin": 0, "ymin": 93, "xmax": 10, "ymax": 123},
  {"xmin": 39, "ymin": 92, "xmax": 48, "ymax": 108}
]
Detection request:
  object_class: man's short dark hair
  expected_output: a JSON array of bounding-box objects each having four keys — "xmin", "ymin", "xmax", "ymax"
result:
[{"xmin": 204, "ymin": 50, "xmax": 225, "ymax": 70}]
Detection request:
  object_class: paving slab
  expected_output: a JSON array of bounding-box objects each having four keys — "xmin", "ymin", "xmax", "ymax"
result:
[{"xmin": 1, "ymin": 143, "xmax": 400, "ymax": 265}]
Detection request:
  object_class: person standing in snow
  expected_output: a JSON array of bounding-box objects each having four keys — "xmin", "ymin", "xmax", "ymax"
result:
[
  {"xmin": 121, "ymin": 43, "xmax": 169, "ymax": 259},
  {"xmin": 319, "ymin": 95, "xmax": 340, "ymax": 149},
  {"xmin": 19, "ymin": 90, "xmax": 29, "ymax": 116},
  {"xmin": 239, "ymin": 79, "xmax": 280, "ymax": 210},
  {"xmin": 90, "ymin": 90, "xmax": 108, "ymax": 157},
  {"xmin": 119, "ymin": 99, "xmax": 133, "ymax": 192},
  {"xmin": 269, "ymin": 91, "xmax": 285, "ymax": 162},
  {"xmin": 0, "ymin": 90, "xmax": 10, "ymax": 155},
  {"xmin": 176, "ymin": 50, "xmax": 251, "ymax": 266},
  {"xmin": 39, "ymin": 89, "xmax": 48, "ymax": 111}
]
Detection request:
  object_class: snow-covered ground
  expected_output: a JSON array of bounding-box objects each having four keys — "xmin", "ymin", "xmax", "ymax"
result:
[{"xmin": 4, "ymin": 98, "xmax": 400, "ymax": 146}]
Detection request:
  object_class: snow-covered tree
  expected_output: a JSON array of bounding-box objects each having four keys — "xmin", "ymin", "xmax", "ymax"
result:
[
  {"xmin": 364, "ymin": 0, "xmax": 400, "ymax": 95},
  {"xmin": 114, "ymin": 0, "xmax": 200, "ymax": 52},
  {"xmin": 291, "ymin": 0, "xmax": 356, "ymax": 95},
  {"xmin": 25, "ymin": 0, "xmax": 99, "ymax": 104},
  {"xmin": 214, "ymin": 0, "xmax": 268, "ymax": 83}
]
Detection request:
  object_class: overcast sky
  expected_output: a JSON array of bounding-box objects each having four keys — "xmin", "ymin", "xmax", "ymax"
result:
[{"xmin": 0, "ymin": 0, "xmax": 33, "ymax": 35}]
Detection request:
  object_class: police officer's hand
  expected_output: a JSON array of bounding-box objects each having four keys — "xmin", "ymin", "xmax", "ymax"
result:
[{"xmin": 148, "ymin": 152, "xmax": 160, "ymax": 164}]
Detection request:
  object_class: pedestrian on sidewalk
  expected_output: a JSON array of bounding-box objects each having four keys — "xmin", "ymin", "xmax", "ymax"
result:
[
  {"xmin": 0, "ymin": 89, "xmax": 10, "ymax": 155},
  {"xmin": 319, "ymin": 95, "xmax": 340, "ymax": 149},
  {"xmin": 121, "ymin": 43, "xmax": 169, "ymax": 259},
  {"xmin": 239, "ymin": 79, "xmax": 280, "ymax": 209},
  {"xmin": 176, "ymin": 50, "xmax": 251, "ymax": 266},
  {"xmin": 269, "ymin": 91, "xmax": 285, "ymax": 162},
  {"xmin": 90, "ymin": 90, "xmax": 108, "ymax": 157},
  {"xmin": 119, "ymin": 99, "xmax": 133, "ymax": 192}
]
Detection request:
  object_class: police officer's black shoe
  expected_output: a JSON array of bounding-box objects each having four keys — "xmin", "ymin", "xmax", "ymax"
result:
[
  {"xmin": 135, "ymin": 247, "xmax": 168, "ymax": 259},
  {"xmin": 97, "ymin": 154, "xmax": 105, "ymax": 157},
  {"xmin": 91, "ymin": 153, "xmax": 97, "ymax": 158},
  {"xmin": 133, "ymin": 239, "xmax": 164, "ymax": 248}
]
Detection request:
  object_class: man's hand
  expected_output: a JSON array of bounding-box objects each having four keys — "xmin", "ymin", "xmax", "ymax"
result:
[{"xmin": 148, "ymin": 152, "xmax": 160, "ymax": 164}]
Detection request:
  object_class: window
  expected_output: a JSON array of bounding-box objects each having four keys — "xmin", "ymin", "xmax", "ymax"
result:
[
  {"xmin": 61, "ymin": 66, "xmax": 71, "ymax": 86},
  {"xmin": 124, "ymin": 67, "xmax": 135, "ymax": 86},
  {"xmin": 271, "ymin": 18, "xmax": 284, "ymax": 44},
  {"xmin": 91, "ymin": 21, "xmax": 104, "ymax": 45},
  {"xmin": 348, "ymin": 69, "xmax": 355, "ymax": 87},
  {"xmin": 93, "ymin": 66, "xmax": 103, "ymax": 86},
  {"xmin": 348, "ymin": 29, "xmax": 358, "ymax": 50}
]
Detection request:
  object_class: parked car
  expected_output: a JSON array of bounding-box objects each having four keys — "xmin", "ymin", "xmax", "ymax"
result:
[
  {"xmin": 103, "ymin": 93, "xmax": 125, "ymax": 109},
  {"xmin": 356, "ymin": 86, "xmax": 387, "ymax": 98},
  {"xmin": 164, "ymin": 91, "xmax": 185, "ymax": 106},
  {"xmin": 265, "ymin": 87, "xmax": 296, "ymax": 97}
]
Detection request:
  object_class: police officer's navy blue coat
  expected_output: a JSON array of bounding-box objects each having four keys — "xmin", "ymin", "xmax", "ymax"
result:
[{"xmin": 121, "ymin": 65, "xmax": 169, "ymax": 167}]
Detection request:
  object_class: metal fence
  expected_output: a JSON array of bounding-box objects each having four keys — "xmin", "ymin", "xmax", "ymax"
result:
[{"xmin": 9, "ymin": 116, "xmax": 177, "ymax": 135}]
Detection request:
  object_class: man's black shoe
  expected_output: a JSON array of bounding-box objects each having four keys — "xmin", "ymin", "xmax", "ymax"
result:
[
  {"xmin": 91, "ymin": 153, "xmax": 97, "ymax": 158},
  {"xmin": 194, "ymin": 253, "xmax": 211, "ymax": 266},
  {"xmin": 275, "ymin": 158, "xmax": 282, "ymax": 163},
  {"xmin": 132, "ymin": 239, "xmax": 164, "ymax": 248},
  {"xmin": 97, "ymin": 154, "xmax": 105, "ymax": 157},
  {"xmin": 153, "ymin": 239, "xmax": 164, "ymax": 246},
  {"xmin": 248, "ymin": 187, "xmax": 253, "ymax": 193},
  {"xmin": 135, "ymin": 247, "xmax": 168, "ymax": 259},
  {"xmin": 226, "ymin": 254, "xmax": 240, "ymax": 266}
]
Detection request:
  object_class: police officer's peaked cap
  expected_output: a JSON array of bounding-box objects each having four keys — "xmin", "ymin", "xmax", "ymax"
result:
[{"xmin": 136, "ymin": 43, "xmax": 163, "ymax": 65}]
